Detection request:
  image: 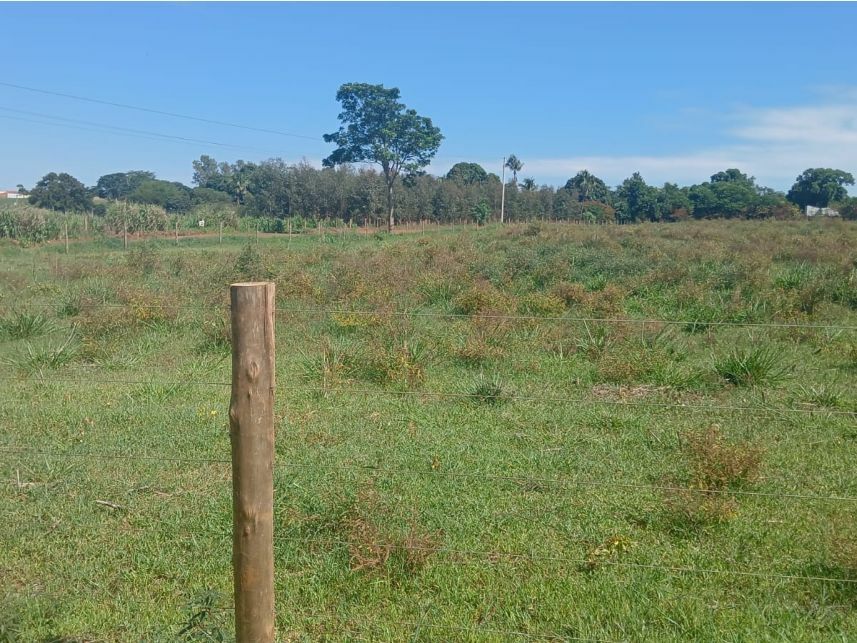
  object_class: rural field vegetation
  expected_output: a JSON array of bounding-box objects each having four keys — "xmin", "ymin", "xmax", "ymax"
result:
[{"xmin": 1, "ymin": 219, "xmax": 857, "ymax": 640}]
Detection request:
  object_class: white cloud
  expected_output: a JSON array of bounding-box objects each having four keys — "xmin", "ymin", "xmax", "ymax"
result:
[{"xmin": 431, "ymin": 94, "xmax": 857, "ymax": 191}]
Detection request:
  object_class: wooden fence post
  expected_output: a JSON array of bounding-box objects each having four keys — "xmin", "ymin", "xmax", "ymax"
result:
[
  {"xmin": 229, "ymin": 282, "xmax": 276, "ymax": 643},
  {"xmin": 64, "ymin": 220, "xmax": 69, "ymax": 254},
  {"xmin": 123, "ymin": 219, "xmax": 128, "ymax": 250},
  {"xmin": 175, "ymin": 219, "xmax": 179, "ymax": 246},
  {"xmin": 220, "ymin": 221, "xmax": 224, "ymax": 244}
]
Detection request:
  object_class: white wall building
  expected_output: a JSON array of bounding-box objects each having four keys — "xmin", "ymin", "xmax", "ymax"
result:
[
  {"xmin": 806, "ymin": 205, "xmax": 840, "ymax": 217},
  {"xmin": 0, "ymin": 190, "xmax": 28, "ymax": 200}
]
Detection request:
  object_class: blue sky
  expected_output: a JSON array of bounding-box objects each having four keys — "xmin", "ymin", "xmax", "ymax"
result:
[{"xmin": 2, "ymin": 2, "xmax": 856, "ymax": 192}]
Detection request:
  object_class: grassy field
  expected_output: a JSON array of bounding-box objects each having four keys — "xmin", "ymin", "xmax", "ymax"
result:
[{"xmin": 1, "ymin": 220, "xmax": 856, "ymax": 641}]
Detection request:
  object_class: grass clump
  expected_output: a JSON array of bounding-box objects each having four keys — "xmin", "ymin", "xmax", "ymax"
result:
[
  {"xmin": 683, "ymin": 425, "xmax": 762, "ymax": 490},
  {"xmin": 0, "ymin": 311, "xmax": 54, "ymax": 340},
  {"xmin": 713, "ymin": 345, "xmax": 791, "ymax": 387},
  {"xmin": 176, "ymin": 590, "xmax": 229, "ymax": 641},
  {"xmin": 517, "ymin": 292, "xmax": 566, "ymax": 317},
  {"xmin": 450, "ymin": 283, "xmax": 503, "ymax": 315},
  {"xmin": 3, "ymin": 329, "xmax": 79, "ymax": 373},
  {"xmin": 354, "ymin": 336, "xmax": 429, "ymax": 388},
  {"xmin": 344, "ymin": 485, "xmax": 440, "ymax": 577},
  {"xmin": 468, "ymin": 371, "xmax": 507, "ymax": 404},
  {"xmin": 662, "ymin": 425, "xmax": 762, "ymax": 529}
]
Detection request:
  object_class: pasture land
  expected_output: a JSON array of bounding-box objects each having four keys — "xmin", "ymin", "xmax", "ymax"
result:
[{"xmin": 1, "ymin": 219, "xmax": 856, "ymax": 641}]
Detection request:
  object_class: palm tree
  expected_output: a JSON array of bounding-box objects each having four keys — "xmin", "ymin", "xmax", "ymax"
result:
[
  {"xmin": 521, "ymin": 178, "xmax": 536, "ymax": 192},
  {"xmin": 505, "ymin": 155, "xmax": 523, "ymax": 183}
]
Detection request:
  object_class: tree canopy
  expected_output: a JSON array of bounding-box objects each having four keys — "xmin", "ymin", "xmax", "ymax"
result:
[
  {"xmin": 505, "ymin": 155, "xmax": 523, "ymax": 182},
  {"xmin": 95, "ymin": 171, "xmax": 156, "ymax": 200},
  {"xmin": 28, "ymin": 172, "xmax": 92, "ymax": 212},
  {"xmin": 446, "ymin": 162, "xmax": 488, "ymax": 185},
  {"xmin": 563, "ymin": 170, "xmax": 611, "ymax": 203},
  {"xmin": 323, "ymin": 82, "xmax": 443, "ymax": 231},
  {"xmin": 786, "ymin": 168, "xmax": 855, "ymax": 209}
]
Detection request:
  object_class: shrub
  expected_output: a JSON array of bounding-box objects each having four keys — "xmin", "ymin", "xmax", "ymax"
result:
[
  {"xmin": 683, "ymin": 425, "xmax": 762, "ymax": 491},
  {"xmin": 234, "ymin": 244, "xmax": 265, "ymax": 281},
  {"xmin": 451, "ymin": 284, "xmax": 501, "ymax": 315},
  {"xmin": 551, "ymin": 281, "xmax": 589, "ymax": 307},
  {"xmin": 125, "ymin": 243, "xmax": 160, "ymax": 275},
  {"xmin": 451, "ymin": 333, "xmax": 502, "ymax": 366},
  {"xmin": 713, "ymin": 345, "xmax": 791, "ymax": 387},
  {"xmin": 355, "ymin": 336, "xmax": 428, "ymax": 388},
  {"xmin": 661, "ymin": 425, "xmax": 762, "ymax": 529},
  {"xmin": 517, "ymin": 292, "xmax": 566, "ymax": 317},
  {"xmin": 344, "ymin": 485, "xmax": 440, "ymax": 576}
]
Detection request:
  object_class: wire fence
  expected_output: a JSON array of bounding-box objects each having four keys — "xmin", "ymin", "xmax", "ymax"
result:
[
  {"xmin": 2, "ymin": 296, "xmax": 856, "ymax": 638},
  {"xmin": 6, "ymin": 299, "xmax": 857, "ymax": 331}
]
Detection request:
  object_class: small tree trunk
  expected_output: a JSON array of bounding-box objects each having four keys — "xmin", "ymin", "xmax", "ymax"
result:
[{"xmin": 386, "ymin": 183, "xmax": 394, "ymax": 233}]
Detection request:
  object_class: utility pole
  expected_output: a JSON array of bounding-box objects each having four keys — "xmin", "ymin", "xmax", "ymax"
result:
[{"xmin": 500, "ymin": 156, "xmax": 506, "ymax": 224}]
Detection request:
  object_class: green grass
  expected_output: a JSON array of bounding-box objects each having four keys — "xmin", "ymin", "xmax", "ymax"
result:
[{"xmin": 1, "ymin": 220, "xmax": 857, "ymax": 640}]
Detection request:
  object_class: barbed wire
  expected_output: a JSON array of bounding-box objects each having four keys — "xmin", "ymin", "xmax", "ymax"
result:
[
  {"xmin": 272, "ymin": 460, "xmax": 857, "ymax": 502},
  {"xmin": 3, "ymin": 447, "xmax": 855, "ymax": 503},
  {"xmin": 274, "ymin": 306, "xmax": 857, "ymax": 331},
  {"xmin": 297, "ymin": 385, "xmax": 857, "ymax": 418},
  {"xmin": 3, "ymin": 300, "xmax": 856, "ymax": 331},
  {"xmin": 1, "ymin": 375, "xmax": 854, "ymax": 418},
  {"xmin": 272, "ymin": 535, "xmax": 857, "ymax": 585},
  {"xmin": 0, "ymin": 447, "xmax": 230, "ymax": 466}
]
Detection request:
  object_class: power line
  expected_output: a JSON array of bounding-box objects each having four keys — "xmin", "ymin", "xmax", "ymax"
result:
[
  {"xmin": 0, "ymin": 107, "xmax": 274, "ymax": 154},
  {"xmin": 0, "ymin": 80, "xmax": 321, "ymax": 141}
]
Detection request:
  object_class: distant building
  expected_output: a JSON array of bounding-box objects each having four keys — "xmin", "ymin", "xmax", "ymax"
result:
[
  {"xmin": 806, "ymin": 205, "xmax": 840, "ymax": 217},
  {"xmin": 0, "ymin": 190, "xmax": 28, "ymax": 200}
]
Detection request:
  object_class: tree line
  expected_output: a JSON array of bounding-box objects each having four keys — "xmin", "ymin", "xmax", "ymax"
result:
[
  {"xmin": 15, "ymin": 82, "xmax": 857, "ymax": 224},
  {"xmin": 20, "ymin": 161, "xmax": 857, "ymax": 224}
]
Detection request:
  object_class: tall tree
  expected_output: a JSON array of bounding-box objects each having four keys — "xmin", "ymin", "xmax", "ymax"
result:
[
  {"xmin": 323, "ymin": 82, "xmax": 443, "ymax": 232},
  {"xmin": 505, "ymin": 154, "xmax": 523, "ymax": 182},
  {"xmin": 129, "ymin": 179, "xmax": 192, "ymax": 212},
  {"xmin": 787, "ymin": 168, "xmax": 855, "ymax": 209},
  {"xmin": 563, "ymin": 170, "xmax": 610, "ymax": 203},
  {"xmin": 521, "ymin": 178, "xmax": 537, "ymax": 191},
  {"xmin": 446, "ymin": 162, "xmax": 488, "ymax": 185},
  {"xmin": 615, "ymin": 172, "xmax": 658, "ymax": 222},
  {"xmin": 95, "ymin": 171, "xmax": 156, "ymax": 199},
  {"xmin": 192, "ymin": 155, "xmax": 220, "ymax": 187},
  {"xmin": 27, "ymin": 172, "xmax": 92, "ymax": 212}
]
